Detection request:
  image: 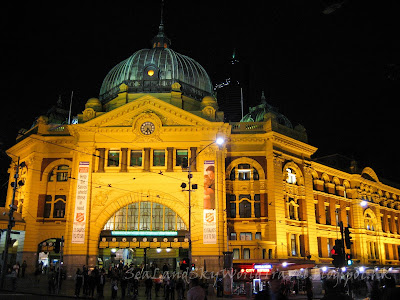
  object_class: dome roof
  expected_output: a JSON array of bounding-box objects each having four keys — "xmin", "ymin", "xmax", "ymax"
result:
[
  {"xmin": 241, "ymin": 92, "xmax": 293, "ymax": 128},
  {"xmin": 99, "ymin": 47, "xmax": 213, "ymax": 103}
]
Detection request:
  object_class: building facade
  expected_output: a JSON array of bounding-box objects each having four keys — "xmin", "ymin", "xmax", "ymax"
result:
[{"xmin": 2, "ymin": 25, "xmax": 400, "ymax": 277}]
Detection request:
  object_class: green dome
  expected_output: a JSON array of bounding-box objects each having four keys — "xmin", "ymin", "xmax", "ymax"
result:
[
  {"xmin": 99, "ymin": 47, "xmax": 213, "ymax": 103},
  {"xmin": 241, "ymin": 92, "xmax": 293, "ymax": 128}
]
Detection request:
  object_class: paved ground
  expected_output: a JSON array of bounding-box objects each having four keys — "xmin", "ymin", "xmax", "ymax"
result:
[{"xmin": 0, "ymin": 273, "xmax": 313, "ymax": 300}]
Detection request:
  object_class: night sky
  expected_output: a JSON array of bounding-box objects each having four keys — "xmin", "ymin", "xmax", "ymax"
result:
[{"xmin": 1, "ymin": 1, "xmax": 399, "ymax": 202}]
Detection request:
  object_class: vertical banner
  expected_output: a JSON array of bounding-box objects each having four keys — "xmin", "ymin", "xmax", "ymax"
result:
[
  {"xmin": 203, "ymin": 160, "xmax": 215, "ymax": 209},
  {"xmin": 203, "ymin": 160, "xmax": 216, "ymax": 244},
  {"xmin": 72, "ymin": 161, "xmax": 90, "ymax": 244},
  {"xmin": 203, "ymin": 209, "xmax": 217, "ymax": 244}
]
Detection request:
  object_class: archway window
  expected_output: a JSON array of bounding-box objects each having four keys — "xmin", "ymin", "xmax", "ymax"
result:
[
  {"xmin": 104, "ymin": 201, "xmax": 187, "ymax": 231},
  {"xmin": 228, "ymin": 163, "xmax": 262, "ymax": 181},
  {"xmin": 238, "ymin": 164, "xmax": 251, "ymax": 181},
  {"xmin": 239, "ymin": 200, "xmax": 252, "ymax": 218}
]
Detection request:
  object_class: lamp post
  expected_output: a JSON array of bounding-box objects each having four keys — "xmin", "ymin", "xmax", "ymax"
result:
[
  {"xmin": 1, "ymin": 156, "xmax": 20, "ymax": 288},
  {"xmin": 183, "ymin": 137, "xmax": 224, "ymax": 266}
]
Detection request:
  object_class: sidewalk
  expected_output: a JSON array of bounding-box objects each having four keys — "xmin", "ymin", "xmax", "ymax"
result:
[{"xmin": 0, "ymin": 274, "xmax": 315, "ymax": 300}]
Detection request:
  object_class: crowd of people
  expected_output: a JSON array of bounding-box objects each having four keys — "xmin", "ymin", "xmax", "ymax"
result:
[{"xmin": 72, "ymin": 263, "xmax": 207, "ymax": 300}]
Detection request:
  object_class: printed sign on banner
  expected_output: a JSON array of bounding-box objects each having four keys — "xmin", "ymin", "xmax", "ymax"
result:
[
  {"xmin": 72, "ymin": 161, "xmax": 89, "ymax": 244},
  {"xmin": 203, "ymin": 209, "xmax": 216, "ymax": 244}
]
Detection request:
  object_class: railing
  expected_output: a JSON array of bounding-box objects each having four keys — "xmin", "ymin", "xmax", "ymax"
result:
[{"xmin": 230, "ymin": 122, "xmax": 266, "ymax": 133}]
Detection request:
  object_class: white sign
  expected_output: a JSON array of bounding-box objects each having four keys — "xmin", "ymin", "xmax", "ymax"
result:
[
  {"xmin": 71, "ymin": 161, "xmax": 90, "ymax": 244},
  {"xmin": 203, "ymin": 209, "xmax": 216, "ymax": 244}
]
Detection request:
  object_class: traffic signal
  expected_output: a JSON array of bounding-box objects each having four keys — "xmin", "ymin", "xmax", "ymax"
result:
[
  {"xmin": 346, "ymin": 253, "xmax": 353, "ymax": 265},
  {"xmin": 180, "ymin": 258, "xmax": 189, "ymax": 271},
  {"xmin": 54, "ymin": 238, "xmax": 62, "ymax": 253},
  {"xmin": 344, "ymin": 227, "xmax": 353, "ymax": 249},
  {"xmin": 331, "ymin": 239, "xmax": 345, "ymax": 268},
  {"xmin": 191, "ymin": 263, "xmax": 196, "ymax": 271}
]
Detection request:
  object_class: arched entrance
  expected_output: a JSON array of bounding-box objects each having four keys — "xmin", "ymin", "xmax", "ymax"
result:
[{"xmin": 98, "ymin": 201, "xmax": 189, "ymax": 271}]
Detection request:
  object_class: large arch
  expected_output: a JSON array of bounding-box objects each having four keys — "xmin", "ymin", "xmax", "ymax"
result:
[{"xmin": 92, "ymin": 189, "xmax": 189, "ymax": 244}]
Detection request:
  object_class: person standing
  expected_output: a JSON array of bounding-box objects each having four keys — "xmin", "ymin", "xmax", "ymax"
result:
[
  {"xmin": 97, "ymin": 269, "xmax": 106, "ymax": 298},
  {"xmin": 21, "ymin": 261, "xmax": 27, "ymax": 278},
  {"xmin": 187, "ymin": 278, "xmax": 205, "ymax": 300},
  {"xmin": 111, "ymin": 276, "xmax": 118, "ymax": 299},
  {"xmin": 75, "ymin": 268, "xmax": 84, "ymax": 297},
  {"xmin": 305, "ymin": 276, "xmax": 313, "ymax": 300},
  {"xmin": 145, "ymin": 276, "xmax": 153, "ymax": 300}
]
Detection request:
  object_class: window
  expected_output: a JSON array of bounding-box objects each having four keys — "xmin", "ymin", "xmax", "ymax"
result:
[
  {"xmin": 255, "ymin": 232, "xmax": 261, "ymax": 240},
  {"xmin": 327, "ymin": 239, "xmax": 332, "ymax": 257},
  {"xmin": 230, "ymin": 203, "xmax": 236, "ymax": 218},
  {"xmin": 238, "ymin": 164, "xmax": 251, "ymax": 181},
  {"xmin": 291, "ymin": 234, "xmax": 297, "ymax": 256},
  {"xmin": 243, "ymin": 248, "xmax": 250, "ymax": 260},
  {"xmin": 335, "ymin": 208, "xmax": 340, "ymax": 225},
  {"xmin": 253, "ymin": 168, "xmax": 259, "ymax": 180},
  {"xmin": 325, "ymin": 204, "xmax": 331, "ymax": 225},
  {"xmin": 289, "ymin": 203, "xmax": 296, "ymax": 220},
  {"xmin": 233, "ymin": 248, "xmax": 240, "ymax": 260},
  {"xmin": 130, "ymin": 150, "xmax": 142, "ymax": 166},
  {"xmin": 240, "ymin": 232, "xmax": 252, "ymax": 241},
  {"xmin": 48, "ymin": 165, "xmax": 69, "ymax": 182},
  {"xmin": 105, "ymin": 202, "xmax": 186, "ymax": 232},
  {"xmin": 229, "ymin": 168, "xmax": 236, "ymax": 180},
  {"xmin": 230, "ymin": 232, "xmax": 237, "ymax": 240},
  {"xmin": 153, "ymin": 150, "xmax": 165, "ymax": 166},
  {"xmin": 176, "ymin": 149, "xmax": 188, "ymax": 167},
  {"xmin": 53, "ymin": 199, "xmax": 65, "ymax": 218},
  {"xmin": 239, "ymin": 200, "xmax": 251, "ymax": 218},
  {"xmin": 108, "ymin": 150, "xmax": 120, "ymax": 167},
  {"xmin": 286, "ymin": 168, "xmax": 296, "ymax": 184}
]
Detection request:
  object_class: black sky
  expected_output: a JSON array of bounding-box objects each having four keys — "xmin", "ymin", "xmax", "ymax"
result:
[{"xmin": 1, "ymin": 1, "xmax": 399, "ymax": 198}]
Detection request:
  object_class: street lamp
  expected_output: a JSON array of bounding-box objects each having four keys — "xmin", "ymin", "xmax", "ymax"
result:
[{"xmin": 183, "ymin": 137, "xmax": 225, "ymax": 266}]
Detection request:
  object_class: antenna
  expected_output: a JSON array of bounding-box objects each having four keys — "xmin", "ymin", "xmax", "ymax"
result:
[
  {"xmin": 160, "ymin": 0, "xmax": 164, "ymax": 26},
  {"xmin": 240, "ymin": 87, "xmax": 244, "ymax": 120},
  {"xmin": 68, "ymin": 91, "xmax": 73, "ymax": 124}
]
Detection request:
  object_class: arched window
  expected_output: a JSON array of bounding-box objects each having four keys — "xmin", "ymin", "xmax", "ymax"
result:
[
  {"xmin": 48, "ymin": 165, "xmax": 69, "ymax": 182},
  {"xmin": 239, "ymin": 200, "xmax": 252, "ymax": 218},
  {"xmin": 104, "ymin": 201, "xmax": 187, "ymax": 231}
]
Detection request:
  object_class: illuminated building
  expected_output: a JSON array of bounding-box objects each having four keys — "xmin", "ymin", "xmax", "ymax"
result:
[{"xmin": 2, "ymin": 21, "xmax": 400, "ymax": 277}]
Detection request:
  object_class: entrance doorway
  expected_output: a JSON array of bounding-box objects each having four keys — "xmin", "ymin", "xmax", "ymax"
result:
[{"xmin": 98, "ymin": 247, "xmax": 188, "ymax": 272}]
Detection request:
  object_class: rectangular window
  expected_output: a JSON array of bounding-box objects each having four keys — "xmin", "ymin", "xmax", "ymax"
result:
[
  {"xmin": 315, "ymin": 203, "xmax": 319, "ymax": 223},
  {"xmin": 327, "ymin": 239, "xmax": 332, "ymax": 257},
  {"xmin": 291, "ymin": 234, "xmax": 297, "ymax": 256},
  {"xmin": 127, "ymin": 203, "xmax": 139, "ymax": 230},
  {"xmin": 229, "ymin": 232, "xmax": 237, "ymax": 240},
  {"xmin": 139, "ymin": 202, "xmax": 151, "ymax": 230},
  {"xmin": 346, "ymin": 209, "xmax": 350, "ymax": 227},
  {"xmin": 152, "ymin": 203, "xmax": 163, "ymax": 231},
  {"xmin": 325, "ymin": 204, "xmax": 331, "ymax": 225},
  {"xmin": 255, "ymin": 232, "xmax": 261, "ymax": 240},
  {"xmin": 243, "ymin": 248, "xmax": 250, "ymax": 259},
  {"xmin": 240, "ymin": 232, "xmax": 252, "ymax": 241},
  {"xmin": 335, "ymin": 208, "xmax": 340, "ymax": 225},
  {"xmin": 254, "ymin": 202, "xmax": 261, "ymax": 218},
  {"xmin": 153, "ymin": 150, "xmax": 165, "ymax": 166},
  {"xmin": 130, "ymin": 150, "xmax": 142, "ymax": 166},
  {"xmin": 176, "ymin": 149, "xmax": 188, "ymax": 167},
  {"xmin": 230, "ymin": 203, "xmax": 236, "ymax": 218},
  {"xmin": 108, "ymin": 150, "xmax": 120, "ymax": 167},
  {"xmin": 233, "ymin": 248, "xmax": 240, "ymax": 260}
]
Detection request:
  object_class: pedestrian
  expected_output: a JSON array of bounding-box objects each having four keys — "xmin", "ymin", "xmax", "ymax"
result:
[
  {"xmin": 88, "ymin": 270, "xmax": 97, "ymax": 298},
  {"xmin": 176, "ymin": 277, "xmax": 184, "ymax": 300},
  {"xmin": 111, "ymin": 276, "xmax": 118, "ymax": 299},
  {"xmin": 83, "ymin": 265, "xmax": 89, "ymax": 296},
  {"xmin": 145, "ymin": 276, "xmax": 153, "ymax": 300},
  {"xmin": 306, "ymin": 276, "xmax": 313, "ymax": 300},
  {"xmin": 48, "ymin": 266, "xmax": 56, "ymax": 294},
  {"xmin": 97, "ymin": 269, "xmax": 106, "ymax": 298},
  {"xmin": 21, "ymin": 260, "xmax": 27, "ymax": 278},
  {"xmin": 187, "ymin": 278, "xmax": 205, "ymax": 300},
  {"xmin": 75, "ymin": 268, "xmax": 84, "ymax": 297}
]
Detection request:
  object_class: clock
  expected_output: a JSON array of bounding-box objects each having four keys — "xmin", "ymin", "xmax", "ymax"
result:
[{"xmin": 140, "ymin": 121, "xmax": 155, "ymax": 135}]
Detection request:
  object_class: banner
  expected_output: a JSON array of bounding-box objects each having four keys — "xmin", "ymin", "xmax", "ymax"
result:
[
  {"xmin": 203, "ymin": 160, "xmax": 215, "ymax": 209},
  {"xmin": 203, "ymin": 209, "xmax": 217, "ymax": 244},
  {"xmin": 72, "ymin": 161, "xmax": 90, "ymax": 244}
]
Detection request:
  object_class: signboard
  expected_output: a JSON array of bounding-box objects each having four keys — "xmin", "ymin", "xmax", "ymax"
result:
[
  {"xmin": 203, "ymin": 209, "xmax": 216, "ymax": 244},
  {"xmin": 71, "ymin": 161, "xmax": 90, "ymax": 244}
]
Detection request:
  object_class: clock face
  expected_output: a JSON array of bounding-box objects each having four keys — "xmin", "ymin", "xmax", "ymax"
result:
[{"xmin": 140, "ymin": 121, "xmax": 155, "ymax": 135}]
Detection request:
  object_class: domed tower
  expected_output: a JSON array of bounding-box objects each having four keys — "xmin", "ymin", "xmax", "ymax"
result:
[{"xmin": 99, "ymin": 19, "xmax": 213, "ymax": 110}]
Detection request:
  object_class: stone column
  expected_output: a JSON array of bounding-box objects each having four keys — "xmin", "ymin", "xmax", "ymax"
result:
[
  {"xmin": 167, "ymin": 147, "xmax": 174, "ymax": 172},
  {"xmin": 143, "ymin": 148, "xmax": 151, "ymax": 171},
  {"xmin": 120, "ymin": 148, "xmax": 128, "ymax": 172},
  {"xmin": 97, "ymin": 148, "xmax": 105, "ymax": 172}
]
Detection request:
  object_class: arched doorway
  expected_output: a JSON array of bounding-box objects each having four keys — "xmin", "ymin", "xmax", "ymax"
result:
[{"xmin": 98, "ymin": 201, "xmax": 189, "ymax": 271}]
